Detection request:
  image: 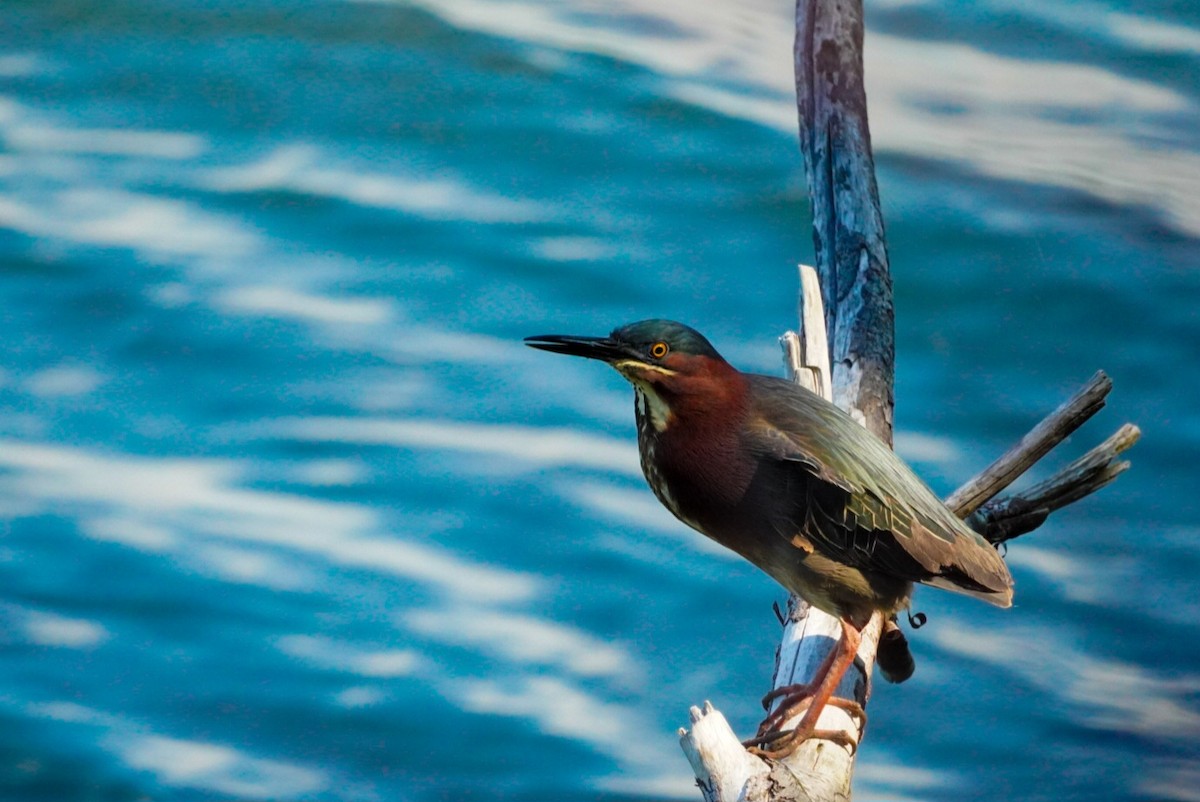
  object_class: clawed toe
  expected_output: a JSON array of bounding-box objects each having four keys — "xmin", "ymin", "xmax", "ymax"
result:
[
  {"xmin": 744, "ymin": 694, "xmax": 867, "ymax": 759},
  {"xmin": 745, "ymin": 727, "xmax": 860, "ymax": 759},
  {"xmin": 760, "ymin": 682, "xmax": 813, "ymax": 711},
  {"xmin": 824, "ymin": 696, "xmax": 866, "ymax": 727},
  {"xmin": 744, "ymin": 618, "xmax": 868, "ymax": 761},
  {"xmin": 756, "ymin": 689, "xmax": 815, "ymax": 735}
]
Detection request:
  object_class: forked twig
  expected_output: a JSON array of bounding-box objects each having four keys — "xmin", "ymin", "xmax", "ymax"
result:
[
  {"xmin": 945, "ymin": 371, "xmax": 1113, "ymax": 517},
  {"xmin": 968, "ymin": 423, "xmax": 1141, "ymax": 543}
]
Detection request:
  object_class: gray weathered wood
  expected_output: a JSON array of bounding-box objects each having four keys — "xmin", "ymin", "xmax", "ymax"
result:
[
  {"xmin": 678, "ymin": 1, "xmax": 1138, "ymax": 799},
  {"xmin": 940, "ymin": 369, "xmax": 1140, "ymax": 544},
  {"xmin": 795, "ymin": 0, "xmax": 893, "ymax": 443},
  {"xmin": 968, "ymin": 422, "xmax": 1141, "ymax": 543},
  {"xmin": 945, "ymin": 371, "xmax": 1113, "ymax": 517},
  {"xmin": 763, "ymin": 0, "xmax": 895, "ymax": 796}
]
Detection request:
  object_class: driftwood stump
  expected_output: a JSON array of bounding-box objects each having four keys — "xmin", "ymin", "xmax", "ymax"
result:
[{"xmin": 678, "ymin": 1, "xmax": 1138, "ymax": 800}]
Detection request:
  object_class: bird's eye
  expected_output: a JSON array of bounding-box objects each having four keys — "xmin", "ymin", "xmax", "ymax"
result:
[{"xmin": 650, "ymin": 342, "xmax": 669, "ymax": 359}]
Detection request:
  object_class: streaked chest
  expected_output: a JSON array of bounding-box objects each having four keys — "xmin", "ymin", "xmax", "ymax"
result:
[
  {"xmin": 633, "ymin": 387, "xmax": 691, "ymax": 524},
  {"xmin": 632, "ymin": 386, "xmax": 748, "ymax": 534}
]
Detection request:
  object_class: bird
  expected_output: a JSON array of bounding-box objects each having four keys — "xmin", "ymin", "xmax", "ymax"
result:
[{"xmin": 525, "ymin": 319, "xmax": 1013, "ymax": 757}]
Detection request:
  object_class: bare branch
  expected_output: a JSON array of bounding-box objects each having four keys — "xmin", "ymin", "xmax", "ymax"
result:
[
  {"xmin": 679, "ymin": 703, "xmax": 770, "ymax": 802},
  {"xmin": 969, "ymin": 423, "xmax": 1141, "ymax": 543},
  {"xmin": 796, "ymin": 0, "xmax": 893, "ymax": 444},
  {"xmin": 945, "ymin": 371, "xmax": 1112, "ymax": 517}
]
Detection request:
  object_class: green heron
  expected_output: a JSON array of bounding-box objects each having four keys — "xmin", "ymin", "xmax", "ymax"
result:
[{"xmin": 526, "ymin": 319, "xmax": 1013, "ymax": 757}]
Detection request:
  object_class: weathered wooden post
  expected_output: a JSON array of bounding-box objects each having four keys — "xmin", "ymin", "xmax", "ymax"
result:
[
  {"xmin": 681, "ymin": 1, "xmax": 893, "ymax": 795},
  {"xmin": 679, "ymin": 1, "xmax": 1138, "ymax": 800}
]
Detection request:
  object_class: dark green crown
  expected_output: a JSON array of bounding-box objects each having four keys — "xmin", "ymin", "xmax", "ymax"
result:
[{"xmin": 611, "ymin": 319, "xmax": 722, "ymax": 359}]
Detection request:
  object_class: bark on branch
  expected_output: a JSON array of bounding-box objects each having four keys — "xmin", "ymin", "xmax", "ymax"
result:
[
  {"xmin": 968, "ymin": 422, "xmax": 1141, "ymax": 544},
  {"xmin": 938, "ymin": 369, "xmax": 1140, "ymax": 543},
  {"xmin": 944, "ymin": 371, "xmax": 1113, "ymax": 517}
]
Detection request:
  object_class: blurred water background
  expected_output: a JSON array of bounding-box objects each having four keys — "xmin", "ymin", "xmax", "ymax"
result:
[{"xmin": 1, "ymin": 0, "xmax": 1198, "ymax": 799}]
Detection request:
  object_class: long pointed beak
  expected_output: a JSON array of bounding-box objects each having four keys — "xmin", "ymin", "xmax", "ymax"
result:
[{"xmin": 524, "ymin": 333, "xmax": 630, "ymax": 362}]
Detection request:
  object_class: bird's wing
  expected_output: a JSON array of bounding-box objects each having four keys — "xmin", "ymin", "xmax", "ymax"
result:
[{"xmin": 742, "ymin": 375, "xmax": 1013, "ymax": 607}]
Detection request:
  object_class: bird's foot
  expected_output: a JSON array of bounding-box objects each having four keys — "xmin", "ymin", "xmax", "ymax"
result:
[
  {"xmin": 759, "ymin": 681, "xmax": 814, "ymax": 711},
  {"xmin": 742, "ymin": 696, "xmax": 867, "ymax": 759},
  {"xmin": 755, "ymin": 686, "xmax": 864, "ymax": 735},
  {"xmin": 753, "ymin": 685, "xmax": 814, "ymax": 736},
  {"xmin": 744, "ymin": 725, "xmax": 858, "ymax": 759}
]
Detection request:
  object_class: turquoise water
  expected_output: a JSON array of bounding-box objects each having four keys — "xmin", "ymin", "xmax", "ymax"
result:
[{"xmin": 0, "ymin": 0, "xmax": 1197, "ymax": 799}]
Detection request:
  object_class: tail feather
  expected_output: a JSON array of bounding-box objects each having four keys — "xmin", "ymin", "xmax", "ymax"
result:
[{"xmin": 923, "ymin": 574, "xmax": 1013, "ymax": 608}]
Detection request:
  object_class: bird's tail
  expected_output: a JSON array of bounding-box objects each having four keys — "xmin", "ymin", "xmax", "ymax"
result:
[{"xmin": 877, "ymin": 616, "xmax": 915, "ymax": 683}]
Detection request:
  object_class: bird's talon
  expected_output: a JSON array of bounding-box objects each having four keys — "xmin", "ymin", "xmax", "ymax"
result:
[
  {"xmin": 811, "ymin": 728, "xmax": 859, "ymax": 756},
  {"xmin": 747, "ymin": 687, "xmax": 866, "ymax": 760},
  {"xmin": 743, "ymin": 726, "xmax": 859, "ymax": 759},
  {"xmin": 760, "ymin": 682, "xmax": 813, "ymax": 710},
  {"xmin": 756, "ymin": 695, "xmax": 814, "ymax": 735},
  {"xmin": 823, "ymin": 696, "xmax": 867, "ymax": 732},
  {"xmin": 756, "ymin": 687, "xmax": 862, "ymax": 736}
]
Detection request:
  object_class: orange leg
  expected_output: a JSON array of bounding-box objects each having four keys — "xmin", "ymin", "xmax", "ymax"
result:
[
  {"xmin": 757, "ymin": 633, "xmax": 841, "ymax": 712},
  {"xmin": 743, "ymin": 618, "xmax": 866, "ymax": 758}
]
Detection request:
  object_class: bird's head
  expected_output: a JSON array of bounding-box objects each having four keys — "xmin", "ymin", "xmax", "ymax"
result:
[{"xmin": 525, "ymin": 319, "xmax": 742, "ymax": 430}]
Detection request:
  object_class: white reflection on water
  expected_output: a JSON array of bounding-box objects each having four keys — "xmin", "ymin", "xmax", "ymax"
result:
[
  {"xmin": 385, "ymin": 0, "xmax": 1200, "ymax": 236},
  {"xmin": 1004, "ymin": 544, "xmax": 1108, "ymax": 605},
  {"xmin": 1139, "ymin": 758, "xmax": 1200, "ymax": 802},
  {"xmin": 274, "ymin": 416, "xmax": 640, "ymax": 476},
  {"xmin": 931, "ymin": 622, "xmax": 1200, "ymax": 739},
  {"xmin": 451, "ymin": 674, "xmax": 694, "ymax": 795},
  {"xmin": 188, "ymin": 543, "xmax": 317, "ymax": 591},
  {"xmin": 27, "ymin": 702, "xmax": 328, "ymax": 799},
  {"xmin": 118, "ymin": 735, "xmax": 326, "ymax": 799},
  {"xmin": 277, "ymin": 634, "xmax": 423, "ymax": 678},
  {"xmin": 6, "ymin": 126, "xmax": 205, "ymax": 159},
  {"xmin": 979, "ymin": 0, "xmax": 1200, "ymax": 57},
  {"xmin": 25, "ymin": 365, "xmax": 106, "ymax": 398},
  {"xmin": 0, "ymin": 95, "xmax": 206, "ymax": 158},
  {"xmin": 18, "ymin": 609, "xmax": 109, "ymax": 649},
  {"xmin": 0, "ymin": 54, "xmax": 43, "ymax": 78},
  {"xmin": 854, "ymin": 749, "xmax": 957, "ymax": 801},
  {"xmin": 214, "ymin": 285, "xmax": 394, "ymax": 326},
  {"xmin": 0, "ymin": 187, "xmax": 260, "ymax": 259},
  {"xmin": 0, "ymin": 440, "xmax": 537, "ymax": 603},
  {"xmin": 403, "ymin": 605, "xmax": 633, "ymax": 680},
  {"xmin": 204, "ymin": 144, "xmax": 548, "ymax": 223}
]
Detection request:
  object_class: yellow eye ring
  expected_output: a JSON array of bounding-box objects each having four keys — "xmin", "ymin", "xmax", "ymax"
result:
[{"xmin": 650, "ymin": 342, "xmax": 669, "ymax": 359}]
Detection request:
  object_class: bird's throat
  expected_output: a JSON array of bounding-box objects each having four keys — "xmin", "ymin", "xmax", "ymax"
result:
[{"xmin": 633, "ymin": 384, "xmax": 673, "ymax": 432}]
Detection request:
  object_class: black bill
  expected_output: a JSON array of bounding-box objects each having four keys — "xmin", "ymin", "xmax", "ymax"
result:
[{"xmin": 523, "ymin": 333, "xmax": 631, "ymax": 362}]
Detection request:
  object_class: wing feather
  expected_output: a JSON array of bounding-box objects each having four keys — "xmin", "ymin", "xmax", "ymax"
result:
[{"xmin": 743, "ymin": 375, "xmax": 1013, "ymax": 607}]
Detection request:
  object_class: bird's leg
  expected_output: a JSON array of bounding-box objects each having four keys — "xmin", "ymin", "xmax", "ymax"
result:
[
  {"xmin": 744, "ymin": 619, "xmax": 864, "ymax": 759},
  {"xmin": 750, "ymin": 621, "xmax": 852, "ymax": 735},
  {"xmin": 757, "ymin": 632, "xmax": 841, "ymax": 711},
  {"xmin": 749, "ymin": 631, "xmax": 842, "ymax": 739}
]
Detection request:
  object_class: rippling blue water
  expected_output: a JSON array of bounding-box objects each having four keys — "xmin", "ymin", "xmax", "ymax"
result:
[{"xmin": 0, "ymin": 1, "xmax": 1197, "ymax": 800}]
